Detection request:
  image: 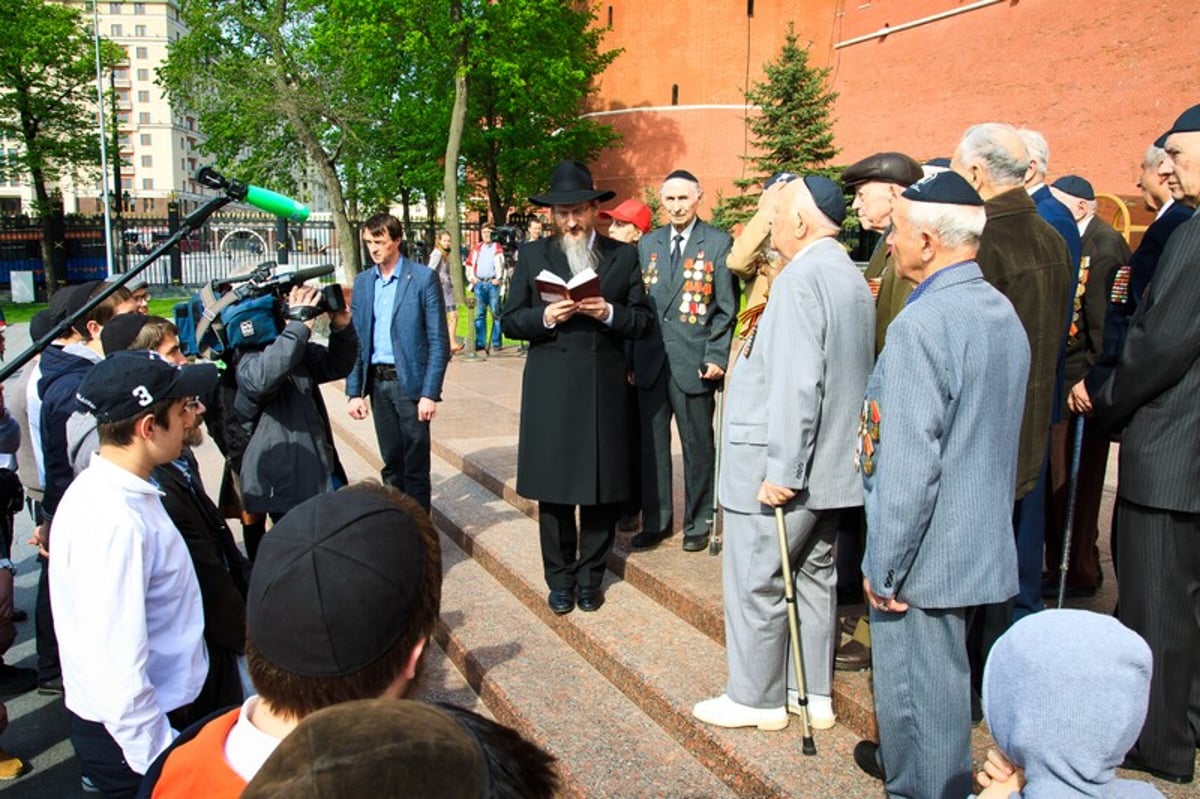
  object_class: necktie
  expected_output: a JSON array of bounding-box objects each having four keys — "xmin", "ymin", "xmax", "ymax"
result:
[{"xmin": 671, "ymin": 234, "xmax": 683, "ymax": 272}]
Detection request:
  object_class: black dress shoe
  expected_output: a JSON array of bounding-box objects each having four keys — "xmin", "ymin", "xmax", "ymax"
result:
[
  {"xmin": 547, "ymin": 589, "xmax": 574, "ymax": 615},
  {"xmin": 577, "ymin": 587, "xmax": 604, "ymax": 612},
  {"xmin": 630, "ymin": 530, "xmax": 670, "ymax": 550},
  {"xmin": 834, "ymin": 639, "xmax": 870, "ymax": 671},
  {"xmin": 1120, "ymin": 753, "xmax": 1193, "ymax": 784},
  {"xmin": 681, "ymin": 533, "xmax": 709, "ymax": 552},
  {"xmin": 0, "ymin": 665, "xmax": 36, "ymax": 697},
  {"xmin": 36, "ymin": 676, "xmax": 63, "ymax": 696},
  {"xmin": 10, "ymin": 609, "xmax": 26, "ymax": 623},
  {"xmin": 854, "ymin": 740, "xmax": 886, "ymax": 781},
  {"xmin": 616, "ymin": 514, "xmax": 641, "ymax": 533}
]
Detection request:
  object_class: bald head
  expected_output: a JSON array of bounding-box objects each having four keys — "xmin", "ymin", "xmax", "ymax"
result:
[
  {"xmin": 951, "ymin": 123, "xmax": 1030, "ymax": 200},
  {"xmin": 770, "ymin": 179, "xmax": 841, "ymax": 260}
]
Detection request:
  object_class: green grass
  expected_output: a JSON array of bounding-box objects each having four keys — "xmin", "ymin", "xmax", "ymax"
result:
[{"xmin": 1, "ymin": 297, "xmax": 185, "ymax": 325}]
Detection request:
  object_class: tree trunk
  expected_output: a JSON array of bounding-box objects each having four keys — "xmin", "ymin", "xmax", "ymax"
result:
[
  {"xmin": 29, "ymin": 167, "xmax": 60, "ymax": 296},
  {"xmin": 445, "ymin": 0, "xmax": 469, "ymax": 310}
]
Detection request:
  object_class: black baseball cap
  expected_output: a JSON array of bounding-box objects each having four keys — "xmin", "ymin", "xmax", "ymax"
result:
[
  {"xmin": 247, "ymin": 485, "xmax": 431, "ymax": 678},
  {"xmin": 76, "ymin": 349, "xmax": 218, "ymax": 423},
  {"xmin": 47, "ymin": 280, "xmax": 104, "ymax": 325}
]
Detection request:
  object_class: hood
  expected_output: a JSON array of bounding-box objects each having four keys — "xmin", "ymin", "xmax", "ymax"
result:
[
  {"xmin": 37, "ymin": 343, "xmax": 97, "ymax": 393},
  {"xmin": 983, "ymin": 609, "xmax": 1162, "ymax": 799}
]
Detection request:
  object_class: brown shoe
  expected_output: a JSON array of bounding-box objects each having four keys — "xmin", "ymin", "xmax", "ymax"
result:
[
  {"xmin": 839, "ymin": 613, "xmax": 864, "ymax": 637},
  {"xmin": 835, "ymin": 639, "xmax": 871, "ymax": 671},
  {"xmin": 0, "ymin": 747, "xmax": 26, "ymax": 780}
]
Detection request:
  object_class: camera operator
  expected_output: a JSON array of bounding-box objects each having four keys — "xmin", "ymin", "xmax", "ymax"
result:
[{"xmin": 234, "ymin": 284, "xmax": 357, "ymax": 521}]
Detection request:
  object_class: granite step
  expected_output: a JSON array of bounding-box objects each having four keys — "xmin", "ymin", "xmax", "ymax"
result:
[{"xmin": 424, "ymin": 431, "xmax": 880, "ymax": 742}]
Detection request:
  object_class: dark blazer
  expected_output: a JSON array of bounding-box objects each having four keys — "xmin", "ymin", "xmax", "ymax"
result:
[
  {"xmin": 346, "ymin": 257, "xmax": 450, "ymax": 401},
  {"xmin": 1031, "ymin": 185, "xmax": 1083, "ymax": 271},
  {"xmin": 632, "ymin": 220, "xmax": 736, "ymax": 394},
  {"xmin": 1085, "ymin": 200, "xmax": 1193, "ymax": 396},
  {"xmin": 1062, "ymin": 215, "xmax": 1131, "ymax": 411},
  {"xmin": 976, "ymin": 188, "xmax": 1073, "ymax": 498},
  {"xmin": 501, "ymin": 235, "xmax": 652, "ymax": 505},
  {"xmin": 1093, "ymin": 211, "xmax": 1200, "ymax": 512},
  {"xmin": 862, "ymin": 230, "xmax": 912, "ymax": 356}
]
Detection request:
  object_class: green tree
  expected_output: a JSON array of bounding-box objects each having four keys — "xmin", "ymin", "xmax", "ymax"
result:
[
  {"xmin": 463, "ymin": 0, "xmax": 620, "ymax": 225},
  {"xmin": 712, "ymin": 24, "xmax": 839, "ymax": 229},
  {"xmin": 0, "ymin": 0, "xmax": 123, "ymax": 291}
]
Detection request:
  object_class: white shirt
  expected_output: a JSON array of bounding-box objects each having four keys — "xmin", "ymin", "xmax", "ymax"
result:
[
  {"xmin": 1155, "ymin": 196, "xmax": 1176, "ymax": 221},
  {"xmin": 669, "ymin": 217, "xmax": 698, "ymax": 259},
  {"xmin": 50, "ymin": 455, "xmax": 207, "ymax": 774},
  {"xmin": 223, "ymin": 695, "xmax": 283, "ymax": 782}
]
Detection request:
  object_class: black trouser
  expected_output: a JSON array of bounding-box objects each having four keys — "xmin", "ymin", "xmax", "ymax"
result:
[
  {"xmin": 1116, "ymin": 499, "xmax": 1200, "ymax": 776},
  {"xmin": 35, "ymin": 554, "xmax": 59, "ymax": 684},
  {"xmin": 537, "ymin": 502, "xmax": 619, "ymax": 591},
  {"xmin": 68, "ymin": 712, "xmax": 142, "ymax": 798},
  {"xmin": 371, "ymin": 377, "xmax": 432, "ymax": 512},
  {"xmin": 637, "ymin": 369, "xmax": 716, "ymax": 538}
]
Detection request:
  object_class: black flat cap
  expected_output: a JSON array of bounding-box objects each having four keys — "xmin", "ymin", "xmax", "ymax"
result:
[
  {"xmin": 1156, "ymin": 104, "xmax": 1200, "ymax": 148},
  {"xmin": 841, "ymin": 152, "xmax": 924, "ymax": 189},
  {"xmin": 1051, "ymin": 175, "xmax": 1095, "ymax": 201},
  {"xmin": 901, "ymin": 171, "xmax": 984, "ymax": 206}
]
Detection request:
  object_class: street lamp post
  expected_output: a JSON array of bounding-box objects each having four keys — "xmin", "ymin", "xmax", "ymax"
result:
[{"xmin": 91, "ymin": 0, "xmax": 115, "ymax": 277}]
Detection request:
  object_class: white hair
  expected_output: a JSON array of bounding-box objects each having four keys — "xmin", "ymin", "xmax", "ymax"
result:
[
  {"xmin": 958, "ymin": 123, "xmax": 1029, "ymax": 188},
  {"xmin": 1143, "ymin": 145, "xmax": 1167, "ymax": 170},
  {"xmin": 904, "ymin": 200, "xmax": 986, "ymax": 250},
  {"xmin": 1017, "ymin": 128, "xmax": 1050, "ymax": 176}
]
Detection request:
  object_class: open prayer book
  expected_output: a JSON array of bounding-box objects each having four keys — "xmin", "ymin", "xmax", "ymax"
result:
[{"xmin": 535, "ymin": 268, "xmax": 602, "ymax": 303}]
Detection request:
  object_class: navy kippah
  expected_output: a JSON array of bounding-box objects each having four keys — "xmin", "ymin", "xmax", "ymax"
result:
[
  {"xmin": 665, "ymin": 169, "xmax": 699, "ymax": 183},
  {"xmin": 924, "ymin": 157, "xmax": 951, "ymax": 168},
  {"xmin": 802, "ymin": 175, "xmax": 847, "ymax": 227},
  {"xmin": 1051, "ymin": 175, "xmax": 1095, "ymax": 201},
  {"xmin": 901, "ymin": 171, "xmax": 984, "ymax": 206},
  {"xmin": 764, "ymin": 171, "xmax": 797, "ymax": 190}
]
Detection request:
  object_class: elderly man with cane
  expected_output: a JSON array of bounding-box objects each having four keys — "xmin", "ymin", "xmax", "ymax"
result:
[
  {"xmin": 853, "ymin": 172, "xmax": 1029, "ymax": 797},
  {"xmin": 692, "ymin": 175, "xmax": 873, "ymax": 734}
]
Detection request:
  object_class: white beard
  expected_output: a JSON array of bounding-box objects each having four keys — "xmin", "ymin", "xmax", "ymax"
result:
[{"xmin": 556, "ymin": 233, "xmax": 598, "ymax": 276}]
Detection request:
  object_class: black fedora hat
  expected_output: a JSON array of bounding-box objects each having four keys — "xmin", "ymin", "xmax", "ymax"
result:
[{"xmin": 529, "ymin": 160, "xmax": 616, "ymax": 207}]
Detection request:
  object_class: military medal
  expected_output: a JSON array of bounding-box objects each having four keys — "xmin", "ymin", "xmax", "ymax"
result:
[
  {"xmin": 645, "ymin": 253, "xmax": 660, "ymax": 288},
  {"xmin": 1111, "ymin": 265, "xmax": 1131, "ymax": 304},
  {"xmin": 1069, "ymin": 256, "xmax": 1090, "ymax": 339}
]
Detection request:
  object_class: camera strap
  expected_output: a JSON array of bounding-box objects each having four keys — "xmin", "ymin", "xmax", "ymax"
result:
[{"xmin": 194, "ymin": 282, "xmax": 244, "ymax": 360}]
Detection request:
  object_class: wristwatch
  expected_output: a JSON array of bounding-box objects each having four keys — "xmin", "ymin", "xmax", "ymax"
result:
[{"xmin": 0, "ymin": 559, "xmax": 16, "ymax": 575}]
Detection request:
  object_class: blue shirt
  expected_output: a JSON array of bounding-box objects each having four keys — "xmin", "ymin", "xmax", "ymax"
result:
[{"xmin": 372, "ymin": 267, "xmax": 399, "ymax": 365}]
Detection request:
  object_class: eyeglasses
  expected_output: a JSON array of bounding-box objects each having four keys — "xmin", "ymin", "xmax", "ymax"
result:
[{"xmin": 184, "ymin": 397, "xmax": 204, "ymax": 413}]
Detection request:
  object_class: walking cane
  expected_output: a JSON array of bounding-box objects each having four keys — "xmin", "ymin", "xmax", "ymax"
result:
[
  {"xmin": 709, "ymin": 383, "xmax": 725, "ymax": 555},
  {"xmin": 775, "ymin": 506, "xmax": 817, "ymax": 755},
  {"xmin": 1056, "ymin": 415, "xmax": 1086, "ymax": 608}
]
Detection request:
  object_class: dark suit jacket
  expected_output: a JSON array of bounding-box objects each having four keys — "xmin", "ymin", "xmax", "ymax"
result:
[
  {"xmin": 501, "ymin": 235, "xmax": 652, "ymax": 505},
  {"xmin": 632, "ymin": 220, "xmax": 736, "ymax": 394},
  {"xmin": 976, "ymin": 188, "xmax": 1073, "ymax": 498},
  {"xmin": 862, "ymin": 230, "xmax": 912, "ymax": 356},
  {"xmin": 1085, "ymin": 200, "xmax": 1193, "ymax": 395},
  {"xmin": 1062, "ymin": 215, "xmax": 1131, "ymax": 414},
  {"xmin": 1093, "ymin": 210, "xmax": 1200, "ymax": 512},
  {"xmin": 346, "ymin": 257, "xmax": 450, "ymax": 401}
]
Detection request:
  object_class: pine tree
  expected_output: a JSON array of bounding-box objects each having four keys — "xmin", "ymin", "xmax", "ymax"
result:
[{"xmin": 712, "ymin": 24, "xmax": 840, "ymax": 229}]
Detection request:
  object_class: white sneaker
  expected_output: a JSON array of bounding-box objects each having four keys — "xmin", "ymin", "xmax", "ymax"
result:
[
  {"xmin": 787, "ymin": 691, "xmax": 836, "ymax": 730},
  {"xmin": 693, "ymin": 694, "xmax": 788, "ymax": 731}
]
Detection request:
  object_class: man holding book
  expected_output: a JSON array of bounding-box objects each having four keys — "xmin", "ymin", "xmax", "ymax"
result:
[{"xmin": 501, "ymin": 161, "xmax": 653, "ymax": 614}]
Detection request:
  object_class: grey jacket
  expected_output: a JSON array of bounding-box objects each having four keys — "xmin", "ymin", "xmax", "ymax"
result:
[
  {"xmin": 235, "ymin": 320, "xmax": 357, "ymax": 515},
  {"xmin": 719, "ymin": 237, "xmax": 875, "ymax": 513}
]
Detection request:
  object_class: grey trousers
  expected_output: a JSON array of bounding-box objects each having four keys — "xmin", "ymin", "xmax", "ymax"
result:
[
  {"xmin": 722, "ymin": 505, "xmax": 837, "ymax": 707},
  {"xmin": 871, "ymin": 604, "xmax": 972, "ymax": 799}
]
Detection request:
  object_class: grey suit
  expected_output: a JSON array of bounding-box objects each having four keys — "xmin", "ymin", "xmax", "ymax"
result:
[
  {"xmin": 632, "ymin": 219, "xmax": 736, "ymax": 538},
  {"xmin": 1093, "ymin": 209, "xmax": 1200, "ymax": 778},
  {"xmin": 863, "ymin": 261, "xmax": 1028, "ymax": 799},
  {"xmin": 718, "ymin": 237, "xmax": 873, "ymax": 706}
]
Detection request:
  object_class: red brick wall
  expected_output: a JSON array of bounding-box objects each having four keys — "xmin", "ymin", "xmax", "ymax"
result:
[{"xmin": 586, "ymin": 0, "xmax": 1200, "ymax": 215}]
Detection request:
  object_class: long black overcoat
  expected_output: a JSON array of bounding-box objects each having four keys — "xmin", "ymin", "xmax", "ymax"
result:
[{"xmin": 501, "ymin": 235, "xmax": 652, "ymax": 505}]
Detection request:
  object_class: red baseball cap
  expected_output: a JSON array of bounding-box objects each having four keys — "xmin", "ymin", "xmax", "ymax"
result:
[{"xmin": 598, "ymin": 199, "xmax": 652, "ymax": 234}]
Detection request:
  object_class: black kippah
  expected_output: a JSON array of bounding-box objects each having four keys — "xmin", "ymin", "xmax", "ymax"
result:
[
  {"xmin": 665, "ymin": 169, "xmax": 699, "ymax": 183},
  {"xmin": 901, "ymin": 171, "xmax": 984, "ymax": 206}
]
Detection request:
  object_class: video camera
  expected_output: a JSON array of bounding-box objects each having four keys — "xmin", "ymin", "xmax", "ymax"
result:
[
  {"xmin": 176, "ymin": 262, "xmax": 343, "ymax": 358},
  {"xmin": 491, "ymin": 224, "xmax": 524, "ymax": 256}
]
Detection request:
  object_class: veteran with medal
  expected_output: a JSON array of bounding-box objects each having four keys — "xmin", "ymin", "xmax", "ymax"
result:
[
  {"xmin": 693, "ymin": 176, "xmax": 873, "ymax": 733},
  {"xmin": 629, "ymin": 169, "xmax": 737, "ymax": 553},
  {"xmin": 852, "ymin": 171, "xmax": 1030, "ymax": 798}
]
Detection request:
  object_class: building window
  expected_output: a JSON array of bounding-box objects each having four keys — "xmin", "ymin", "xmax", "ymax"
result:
[
  {"xmin": 136, "ymin": 68, "xmax": 149, "ymax": 81},
  {"xmin": 141, "ymin": 155, "xmax": 153, "ymax": 167},
  {"xmin": 135, "ymin": 47, "xmax": 148, "ymax": 59},
  {"xmin": 134, "ymin": 3, "xmax": 146, "ymax": 14},
  {"xmin": 117, "ymin": 111, "xmax": 131, "ymax": 125},
  {"xmin": 137, "ymin": 90, "xmax": 149, "ymax": 103},
  {"xmin": 121, "ymin": 177, "xmax": 133, "ymax": 190},
  {"xmin": 135, "ymin": 25, "xmax": 146, "ymax": 37},
  {"xmin": 109, "ymin": 3, "xmax": 122, "ymax": 13},
  {"xmin": 118, "ymin": 134, "xmax": 131, "ymax": 148},
  {"xmin": 140, "ymin": 133, "xmax": 151, "ymax": 145},
  {"xmin": 113, "ymin": 67, "xmax": 129, "ymax": 81},
  {"xmin": 138, "ymin": 111, "xmax": 150, "ymax": 123},
  {"xmin": 142, "ymin": 178, "xmax": 154, "ymax": 190},
  {"xmin": 110, "ymin": 24, "xmax": 123, "ymax": 36}
]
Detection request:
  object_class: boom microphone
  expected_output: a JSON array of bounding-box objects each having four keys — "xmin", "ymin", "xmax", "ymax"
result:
[{"xmin": 195, "ymin": 166, "xmax": 311, "ymax": 222}]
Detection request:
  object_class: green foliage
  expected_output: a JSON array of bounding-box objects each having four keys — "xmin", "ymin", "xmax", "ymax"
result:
[
  {"xmin": 0, "ymin": 0, "xmax": 124, "ymax": 208},
  {"xmin": 711, "ymin": 24, "xmax": 839, "ymax": 229}
]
